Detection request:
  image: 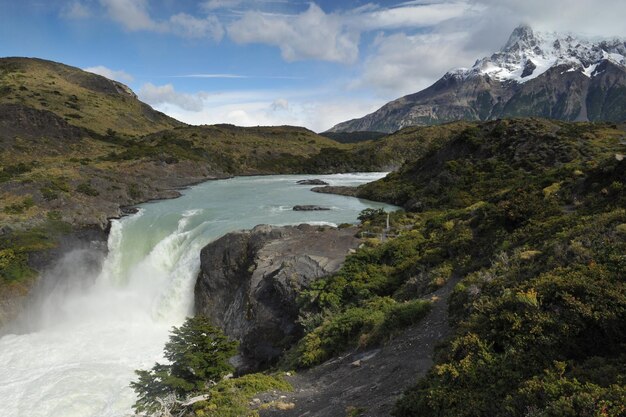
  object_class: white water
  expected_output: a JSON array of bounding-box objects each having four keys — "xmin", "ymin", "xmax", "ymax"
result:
[{"xmin": 0, "ymin": 173, "xmax": 396, "ymax": 417}]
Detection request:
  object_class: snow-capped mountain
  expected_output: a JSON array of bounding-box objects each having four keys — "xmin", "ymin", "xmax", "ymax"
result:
[
  {"xmin": 462, "ymin": 25, "xmax": 626, "ymax": 83},
  {"xmin": 329, "ymin": 25, "xmax": 626, "ymax": 133}
]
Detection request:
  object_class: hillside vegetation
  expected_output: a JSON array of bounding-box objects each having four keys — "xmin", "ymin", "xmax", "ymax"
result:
[
  {"xmin": 288, "ymin": 119, "xmax": 625, "ymax": 416},
  {"xmin": 129, "ymin": 118, "xmax": 625, "ymax": 416},
  {"xmin": 0, "ymin": 57, "xmax": 182, "ymax": 136}
]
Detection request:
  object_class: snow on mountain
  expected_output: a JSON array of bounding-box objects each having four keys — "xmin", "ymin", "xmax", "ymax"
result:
[{"xmin": 454, "ymin": 24, "xmax": 626, "ymax": 83}]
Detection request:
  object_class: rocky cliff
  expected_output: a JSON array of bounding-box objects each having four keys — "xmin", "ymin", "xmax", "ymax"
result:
[{"xmin": 194, "ymin": 224, "xmax": 360, "ymax": 372}]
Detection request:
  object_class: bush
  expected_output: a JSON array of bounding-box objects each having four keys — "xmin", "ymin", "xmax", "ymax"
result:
[
  {"xmin": 76, "ymin": 182, "xmax": 99, "ymax": 196},
  {"xmin": 0, "ymin": 162, "xmax": 33, "ymax": 182},
  {"xmin": 128, "ymin": 183, "xmax": 143, "ymax": 200},
  {"xmin": 40, "ymin": 186, "xmax": 58, "ymax": 201},
  {"xmin": 505, "ymin": 363, "xmax": 626, "ymax": 417},
  {"xmin": 194, "ymin": 373, "xmax": 292, "ymax": 417},
  {"xmin": 3, "ymin": 197, "xmax": 34, "ymax": 214},
  {"xmin": 292, "ymin": 298, "xmax": 431, "ymax": 368},
  {"xmin": 358, "ymin": 208, "xmax": 387, "ymax": 223}
]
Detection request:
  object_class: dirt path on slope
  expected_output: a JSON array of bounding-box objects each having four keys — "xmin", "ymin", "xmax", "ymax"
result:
[{"xmin": 259, "ymin": 277, "xmax": 459, "ymax": 417}]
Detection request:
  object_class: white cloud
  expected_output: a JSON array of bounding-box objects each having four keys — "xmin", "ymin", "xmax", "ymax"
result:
[
  {"xmin": 169, "ymin": 13, "xmax": 224, "ymax": 41},
  {"xmin": 60, "ymin": 1, "xmax": 91, "ymax": 19},
  {"xmin": 469, "ymin": 0, "xmax": 626, "ymax": 39},
  {"xmin": 347, "ymin": 1, "xmax": 471, "ymax": 32},
  {"xmin": 228, "ymin": 4, "xmax": 360, "ymax": 63},
  {"xmin": 172, "ymin": 73, "xmax": 303, "ymax": 80},
  {"xmin": 226, "ymin": 1, "xmax": 473, "ymax": 64},
  {"xmin": 99, "ymin": 0, "xmax": 165, "ymax": 32},
  {"xmin": 83, "ymin": 66, "xmax": 135, "ymax": 83},
  {"xmin": 98, "ymin": 0, "xmax": 223, "ymax": 40},
  {"xmin": 353, "ymin": 31, "xmax": 480, "ymax": 97},
  {"xmin": 139, "ymin": 83, "xmax": 207, "ymax": 112}
]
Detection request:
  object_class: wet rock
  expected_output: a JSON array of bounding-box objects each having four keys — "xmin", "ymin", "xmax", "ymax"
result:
[
  {"xmin": 293, "ymin": 205, "xmax": 330, "ymax": 211},
  {"xmin": 296, "ymin": 179, "xmax": 329, "ymax": 185},
  {"xmin": 195, "ymin": 224, "xmax": 360, "ymax": 372}
]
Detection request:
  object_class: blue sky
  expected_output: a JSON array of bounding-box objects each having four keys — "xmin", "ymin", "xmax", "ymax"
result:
[{"xmin": 1, "ymin": 0, "xmax": 625, "ymax": 131}]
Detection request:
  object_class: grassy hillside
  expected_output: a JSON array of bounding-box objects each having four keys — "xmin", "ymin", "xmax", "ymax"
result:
[
  {"xmin": 359, "ymin": 119, "xmax": 624, "ymax": 209},
  {"xmin": 0, "ymin": 57, "xmax": 182, "ymax": 136},
  {"xmin": 282, "ymin": 119, "xmax": 626, "ymax": 416}
]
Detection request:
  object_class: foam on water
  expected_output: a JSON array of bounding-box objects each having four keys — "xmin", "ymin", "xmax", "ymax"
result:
[{"xmin": 0, "ymin": 173, "xmax": 395, "ymax": 417}]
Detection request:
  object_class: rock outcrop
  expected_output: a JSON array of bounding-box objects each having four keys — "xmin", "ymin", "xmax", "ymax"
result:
[
  {"xmin": 194, "ymin": 224, "xmax": 360, "ymax": 372},
  {"xmin": 311, "ymin": 185, "xmax": 358, "ymax": 197},
  {"xmin": 296, "ymin": 179, "xmax": 329, "ymax": 185},
  {"xmin": 292, "ymin": 205, "xmax": 330, "ymax": 211}
]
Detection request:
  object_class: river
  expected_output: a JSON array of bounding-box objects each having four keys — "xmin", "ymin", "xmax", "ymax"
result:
[{"xmin": 0, "ymin": 173, "xmax": 396, "ymax": 417}]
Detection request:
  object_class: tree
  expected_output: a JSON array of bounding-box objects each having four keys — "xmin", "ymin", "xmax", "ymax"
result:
[
  {"xmin": 131, "ymin": 316, "xmax": 238, "ymax": 416},
  {"xmin": 358, "ymin": 208, "xmax": 387, "ymax": 223}
]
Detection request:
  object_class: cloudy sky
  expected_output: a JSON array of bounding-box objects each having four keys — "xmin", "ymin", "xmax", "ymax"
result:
[{"xmin": 1, "ymin": 0, "xmax": 625, "ymax": 131}]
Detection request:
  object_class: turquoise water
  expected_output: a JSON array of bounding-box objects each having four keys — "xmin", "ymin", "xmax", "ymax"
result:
[{"xmin": 0, "ymin": 173, "xmax": 396, "ymax": 417}]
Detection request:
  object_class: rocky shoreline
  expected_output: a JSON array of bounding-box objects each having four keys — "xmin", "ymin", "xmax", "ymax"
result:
[{"xmin": 311, "ymin": 185, "xmax": 359, "ymax": 197}]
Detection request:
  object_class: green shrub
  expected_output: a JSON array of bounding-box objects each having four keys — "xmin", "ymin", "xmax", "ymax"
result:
[
  {"xmin": 505, "ymin": 363, "xmax": 626, "ymax": 417},
  {"xmin": 76, "ymin": 182, "xmax": 99, "ymax": 196},
  {"xmin": 3, "ymin": 197, "xmax": 34, "ymax": 214},
  {"xmin": 194, "ymin": 373, "xmax": 292, "ymax": 417},
  {"xmin": 0, "ymin": 162, "xmax": 33, "ymax": 182},
  {"xmin": 127, "ymin": 183, "xmax": 142, "ymax": 200},
  {"xmin": 40, "ymin": 186, "xmax": 58, "ymax": 201},
  {"xmin": 292, "ymin": 298, "xmax": 431, "ymax": 368},
  {"xmin": 0, "ymin": 248, "xmax": 35, "ymax": 282},
  {"xmin": 358, "ymin": 208, "xmax": 387, "ymax": 223}
]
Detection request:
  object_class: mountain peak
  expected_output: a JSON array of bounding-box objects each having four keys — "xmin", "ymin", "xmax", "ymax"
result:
[
  {"xmin": 504, "ymin": 24, "xmax": 536, "ymax": 51},
  {"xmin": 456, "ymin": 26, "xmax": 626, "ymax": 84}
]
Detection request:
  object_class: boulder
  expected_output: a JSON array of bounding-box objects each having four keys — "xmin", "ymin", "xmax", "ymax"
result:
[
  {"xmin": 292, "ymin": 205, "xmax": 330, "ymax": 211},
  {"xmin": 194, "ymin": 224, "xmax": 360, "ymax": 372},
  {"xmin": 296, "ymin": 179, "xmax": 329, "ymax": 185}
]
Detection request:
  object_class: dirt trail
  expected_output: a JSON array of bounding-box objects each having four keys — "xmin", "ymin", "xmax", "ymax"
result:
[{"xmin": 260, "ymin": 277, "xmax": 459, "ymax": 417}]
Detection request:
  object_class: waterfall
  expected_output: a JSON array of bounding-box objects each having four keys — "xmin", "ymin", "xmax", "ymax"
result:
[{"xmin": 0, "ymin": 173, "xmax": 394, "ymax": 417}]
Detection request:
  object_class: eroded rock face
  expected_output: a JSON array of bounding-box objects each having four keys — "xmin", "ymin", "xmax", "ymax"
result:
[{"xmin": 194, "ymin": 224, "xmax": 360, "ymax": 372}]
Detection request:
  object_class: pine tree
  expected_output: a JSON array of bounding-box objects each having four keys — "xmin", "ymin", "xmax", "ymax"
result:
[{"xmin": 130, "ymin": 316, "xmax": 238, "ymax": 415}]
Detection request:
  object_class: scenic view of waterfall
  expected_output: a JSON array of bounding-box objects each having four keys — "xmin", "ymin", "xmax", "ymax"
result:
[
  {"xmin": 0, "ymin": 174, "xmax": 396, "ymax": 417},
  {"xmin": 3, "ymin": 3, "xmax": 625, "ymax": 416}
]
